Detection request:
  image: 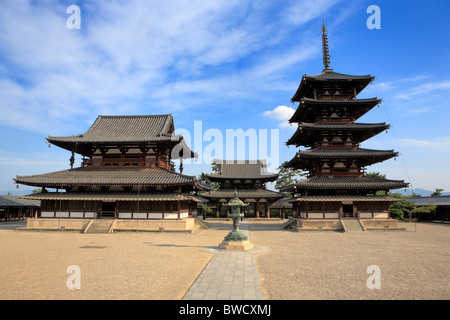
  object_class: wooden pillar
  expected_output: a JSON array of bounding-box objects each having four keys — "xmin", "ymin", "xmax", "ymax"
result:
[
  {"xmin": 256, "ymin": 202, "xmax": 259, "ymax": 218},
  {"xmin": 353, "ymin": 203, "xmax": 358, "ymax": 218},
  {"xmin": 177, "ymin": 201, "xmax": 181, "ymax": 220},
  {"xmin": 266, "ymin": 202, "xmax": 270, "ymax": 218},
  {"xmin": 216, "ymin": 203, "xmax": 220, "ymax": 218},
  {"xmin": 282, "ymin": 208, "xmax": 285, "ymax": 219},
  {"xmin": 226, "ymin": 205, "xmax": 230, "ymax": 218}
]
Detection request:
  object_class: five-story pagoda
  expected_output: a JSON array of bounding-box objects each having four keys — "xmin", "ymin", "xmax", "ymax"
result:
[{"xmin": 282, "ymin": 23, "xmax": 408, "ymax": 231}]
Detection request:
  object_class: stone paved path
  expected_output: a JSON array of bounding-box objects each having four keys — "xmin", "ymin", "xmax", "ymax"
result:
[{"xmin": 182, "ymin": 221, "xmax": 269, "ymax": 300}]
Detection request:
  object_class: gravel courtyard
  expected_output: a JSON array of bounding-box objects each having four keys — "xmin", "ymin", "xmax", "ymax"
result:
[{"xmin": 0, "ymin": 220, "xmax": 448, "ymax": 300}]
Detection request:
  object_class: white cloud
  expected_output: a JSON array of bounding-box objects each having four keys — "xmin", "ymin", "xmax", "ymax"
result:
[
  {"xmin": 263, "ymin": 105, "xmax": 295, "ymax": 120},
  {"xmin": 394, "ymin": 81, "xmax": 450, "ymax": 100},
  {"xmin": 0, "ymin": 0, "xmax": 336, "ymax": 135},
  {"xmin": 284, "ymin": 0, "xmax": 342, "ymax": 26},
  {"xmin": 398, "ymin": 136, "xmax": 450, "ymax": 150}
]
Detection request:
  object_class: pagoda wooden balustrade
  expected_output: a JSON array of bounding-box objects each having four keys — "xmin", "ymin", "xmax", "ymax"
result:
[
  {"xmin": 309, "ymin": 171, "xmax": 365, "ymax": 177},
  {"xmin": 317, "ymin": 119, "xmax": 353, "ymax": 124},
  {"xmin": 314, "ymin": 144, "xmax": 359, "ymax": 150},
  {"xmin": 81, "ymin": 157, "xmax": 174, "ymax": 170}
]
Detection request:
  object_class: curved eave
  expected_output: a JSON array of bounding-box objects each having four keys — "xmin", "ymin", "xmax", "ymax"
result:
[
  {"xmin": 206, "ymin": 174, "xmax": 279, "ymax": 183},
  {"xmin": 46, "ymin": 135, "xmax": 196, "ymax": 159},
  {"xmin": 201, "ymin": 189, "xmax": 283, "ymax": 200},
  {"xmin": 14, "ymin": 167, "xmax": 200, "ymax": 189},
  {"xmin": 21, "ymin": 192, "xmax": 198, "ymax": 202},
  {"xmin": 285, "ymin": 177, "xmax": 409, "ymax": 191},
  {"xmin": 291, "ymin": 74, "xmax": 375, "ymax": 102},
  {"xmin": 286, "ymin": 123, "xmax": 390, "ymax": 147},
  {"xmin": 289, "ymin": 98, "xmax": 381, "ymax": 123},
  {"xmin": 297, "ymin": 149, "xmax": 398, "ymax": 159},
  {"xmin": 285, "ymin": 149, "xmax": 398, "ymax": 170}
]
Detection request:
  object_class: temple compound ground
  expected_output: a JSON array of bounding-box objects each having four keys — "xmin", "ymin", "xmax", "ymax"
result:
[{"xmin": 0, "ymin": 220, "xmax": 448, "ymax": 300}]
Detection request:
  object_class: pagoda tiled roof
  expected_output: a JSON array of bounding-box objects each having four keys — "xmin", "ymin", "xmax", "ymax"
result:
[
  {"xmin": 14, "ymin": 167, "xmax": 202, "ymax": 188},
  {"xmin": 286, "ymin": 123, "xmax": 389, "ymax": 146},
  {"xmin": 280, "ymin": 176, "xmax": 408, "ymax": 192},
  {"xmin": 287, "ymin": 148, "xmax": 397, "ymax": 163},
  {"xmin": 296, "ymin": 122, "xmax": 389, "ymax": 131},
  {"xmin": 289, "ymin": 195, "xmax": 401, "ymax": 202},
  {"xmin": 289, "ymin": 98, "xmax": 381, "ymax": 123},
  {"xmin": 285, "ymin": 148, "xmax": 398, "ymax": 171},
  {"xmin": 299, "ymin": 98, "xmax": 381, "ymax": 104},
  {"xmin": 206, "ymin": 160, "xmax": 278, "ymax": 181},
  {"xmin": 291, "ymin": 69, "xmax": 375, "ymax": 102},
  {"xmin": 303, "ymin": 70, "xmax": 374, "ymax": 81}
]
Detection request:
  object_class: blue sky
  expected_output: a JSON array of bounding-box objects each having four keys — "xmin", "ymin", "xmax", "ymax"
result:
[{"xmin": 1, "ymin": 0, "xmax": 449, "ymax": 195}]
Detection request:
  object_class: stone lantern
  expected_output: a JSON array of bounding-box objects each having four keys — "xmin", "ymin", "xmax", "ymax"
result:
[{"xmin": 218, "ymin": 190, "xmax": 253, "ymax": 251}]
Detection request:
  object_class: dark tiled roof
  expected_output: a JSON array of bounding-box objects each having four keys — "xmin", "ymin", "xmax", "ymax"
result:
[
  {"xmin": 289, "ymin": 98, "xmax": 380, "ymax": 123},
  {"xmin": 269, "ymin": 198, "xmax": 293, "ymax": 208},
  {"xmin": 281, "ymin": 176, "xmax": 408, "ymax": 192},
  {"xmin": 14, "ymin": 167, "xmax": 200, "ymax": 188},
  {"xmin": 300, "ymin": 98, "xmax": 381, "ymax": 105},
  {"xmin": 46, "ymin": 115, "xmax": 196, "ymax": 158},
  {"xmin": 206, "ymin": 160, "xmax": 278, "ymax": 181},
  {"xmin": 286, "ymin": 149, "xmax": 398, "ymax": 169},
  {"xmin": 291, "ymin": 70, "xmax": 375, "ymax": 102},
  {"xmin": 48, "ymin": 115, "xmax": 176, "ymax": 144},
  {"xmin": 410, "ymin": 196, "xmax": 450, "ymax": 206},
  {"xmin": 201, "ymin": 188, "xmax": 283, "ymax": 200},
  {"xmin": 0, "ymin": 195, "xmax": 40, "ymax": 208},
  {"xmin": 21, "ymin": 192, "xmax": 199, "ymax": 202},
  {"xmin": 286, "ymin": 123, "xmax": 389, "ymax": 146},
  {"xmin": 289, "ymin": 195, "xmax": 401, "ymax": 202},
  {"xmin": 296, "ymin": 148, "xmax": 397, "ymax": 158},
  {"xmin": 303, "ymin": 70, "xmax": 374, "ymax": 81},
  {"xmin": 298, "ymin": 122, "xmax": 389, "ymax": 130}
]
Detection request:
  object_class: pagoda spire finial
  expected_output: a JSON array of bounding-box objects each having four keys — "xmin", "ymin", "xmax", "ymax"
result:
[{"xmin": 321, "ymin": 20, "xmax": 331, "ymax": 71}]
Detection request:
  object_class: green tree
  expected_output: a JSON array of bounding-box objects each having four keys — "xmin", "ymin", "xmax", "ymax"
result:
[
  {"xmin": 431, "ymin": 188, "xmax": 444, "ymax": 197},
  {"xmin": 412, "ymin": 203, "xmax": 437, "ymax": 216},
  {"xmin": 197, "ymin": 159, "xmax": 221, "ymax": 190},
  {"xmin": 366, "ymin": 172, "xmax": 386, "ymax": 179},
  {"xmin": 198, "ymin": 203, "xmax": 212, "ymax": 216},
  {"xmin": 275, "ymin": 161, "xmax": 305, "ymax": 197},
  {"xmin": 210, "ymin": 158, "xmax": 221, "ymax": 173},
  {"xmin": 388, "ymin": 193, "xmax": 416, "ymax": 220},
  {"xmin": 197, "ymin": 172, "xmax": 220, "ymax": 191}
]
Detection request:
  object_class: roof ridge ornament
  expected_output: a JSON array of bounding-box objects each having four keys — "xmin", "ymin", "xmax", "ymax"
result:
[{"xmin": 321, "ymin": 20, "xmax": 332, "ymax": 72}]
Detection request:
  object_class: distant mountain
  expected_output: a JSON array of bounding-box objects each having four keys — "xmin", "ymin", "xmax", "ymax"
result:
[{"xmin": 396, "ymin": 188, "xmax": 450, "ymax": 197}]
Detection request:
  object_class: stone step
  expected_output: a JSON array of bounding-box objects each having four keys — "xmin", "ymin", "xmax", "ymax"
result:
[
  {"xmin": 85, "ymin": 220, "xmax": 114, "ymax": 234},
  {"xmin": 342, "ymin": 219, "xmax": 365, "ymax": 232}
]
